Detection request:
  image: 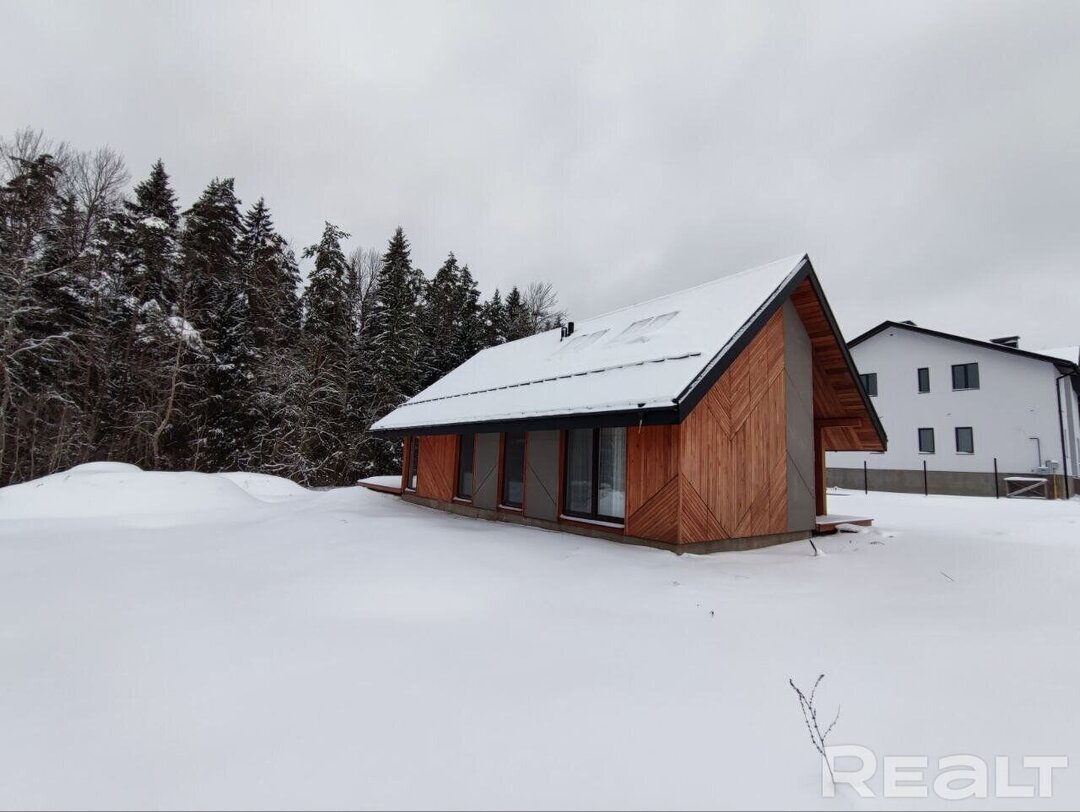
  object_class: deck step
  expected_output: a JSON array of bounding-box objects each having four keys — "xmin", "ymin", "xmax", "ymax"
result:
[{"xmin": 815, "ymin": 514, "xmax": 873, "ymax": 534}]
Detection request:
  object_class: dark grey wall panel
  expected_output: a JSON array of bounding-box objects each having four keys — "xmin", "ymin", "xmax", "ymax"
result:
[
  {"xmin": 784, "ymin": 300, "xmax": 816, "ymax": 530},
  {"xmin": 524, "ymin": 430, "xmax": 560, "ymax": 521},
  {"xmin": 473, "ymin": 432, "xmax": 499, "ymax": 510}
]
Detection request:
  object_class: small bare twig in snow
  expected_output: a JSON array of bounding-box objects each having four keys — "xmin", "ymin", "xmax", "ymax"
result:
[{"xmin": 789, "ymin": 674, "xmax": 841, "ymax": 784}]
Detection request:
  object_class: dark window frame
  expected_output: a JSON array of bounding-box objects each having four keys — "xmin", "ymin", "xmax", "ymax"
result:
[
  {"xmin": 499, "ymin": 430, "xmax": 526, "ymax": 510},
  {"xmin": 406, "ymin": 436, "xmax": 419, "ymax": 491},
  {"xmin": 455, "ymin": 433, "xmax": 475, "ymax": 501},
  {"xmin": 955, "ymin": 426, "xmax": 974, "ymax": 454},
  {"xmin": 561, "ymin": 427, "xmax": 626, "ymax": 525},
  {"xmin": 859, "ymin": 372, "xmax": 878, "ymax": 397},
  {"xmin": 917, "ymin": 367, "xmax": 930, "ymax": 393},
  {"xmin": 918, "ymin": 427, "xmax": 935, "ymax": 454},
  {"xmin": 952, "ymin": 362, "xmax": 980, "ymax": 391}
]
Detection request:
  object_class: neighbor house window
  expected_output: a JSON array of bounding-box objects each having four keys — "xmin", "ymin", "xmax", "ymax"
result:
[
  {"xmin": 917, "ymin": 367, "xmax": 930, "ymax": 393},
  {"xmin": 859, "ymin": 372, "xmax": 878, "ymax": 397},
  {"xmin": 563, "ymin": 427, "xmax": 626, "ymax": 523},
  {"xmin": 955, "ymin": 427, "xmax": 974, "ymax": 454},
  {"xmin": 952, "ymin": 363, "xmax": 979, "ymax": 390},
  {"xmin": 406, "ymin": 437, "xmax": 419, "ymax": 491},
  {"xmin": 918, "ymin": 427, "xmax": 935, "ymax": 454},
  {"xmin": 456, "ymin": 433, "xmax": 474, "ymax": 500},
  {"xmin": 500, "ymin": 431, "xmax": 526, "ymax": 509}
]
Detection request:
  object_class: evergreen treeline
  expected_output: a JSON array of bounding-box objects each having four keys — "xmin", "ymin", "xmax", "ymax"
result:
[{"xmin": 0, "ymin": 128, "xmax": 565, "ymax": 486}]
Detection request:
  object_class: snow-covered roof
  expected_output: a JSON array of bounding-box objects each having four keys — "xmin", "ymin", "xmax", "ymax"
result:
[
  {"xmin": 850, "ymin": 322, "xmax": 1080, "ymax": 371},
  {"xmin": 1035, "ymin": 346, "xmax": 1080, "ymax": 365},
  {"xmin": 372, "ymin": 255, "xmax": 809, "ymax": 434}
]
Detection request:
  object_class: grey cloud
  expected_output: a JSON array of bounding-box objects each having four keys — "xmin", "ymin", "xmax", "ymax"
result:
[{"xmin": 1, "ymin": 0, "xmax": 1077, "ymax": 346}]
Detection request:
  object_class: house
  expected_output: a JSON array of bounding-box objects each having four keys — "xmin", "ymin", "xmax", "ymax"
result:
[
  {"xmin": 369, "ymin": 255, "xmax": 886, "ymax": 552},
  {"xmin": 827, "ymin": 321, "xmax": 1080, "ymax": 498}
]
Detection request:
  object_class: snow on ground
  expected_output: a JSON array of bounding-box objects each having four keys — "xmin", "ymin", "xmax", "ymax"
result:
[{"xmin": 1, "ymin": 468, "xmax": 1079, "ymax": 810}]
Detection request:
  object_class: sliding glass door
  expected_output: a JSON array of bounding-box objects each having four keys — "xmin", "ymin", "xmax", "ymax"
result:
[
  {"xmin": 565, "ymin": 429, "xmax": 594, "ymax": 514},
  {"xmin": 501, "ymin": 431, "xmax": 526, "ymax": 508},
  {"xmin": 563, "ymin": 427, "xmax": 626, "ymax": 523}
]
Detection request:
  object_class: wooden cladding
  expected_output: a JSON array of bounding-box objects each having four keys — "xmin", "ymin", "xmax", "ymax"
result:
[
  {"xmin": 789, "ymin": 278, "xmax": 884, "ymax": 451},
  {"xmin": 625, "ymin": 424, "xmax": 680, "ymax": 542},
  {"xmin": 626, "ymin": 310, "xmax": 789, "ymax": 543},
  {"xmin": 415, "ymin": 434, "xmax": 457, "ymax": 502}
]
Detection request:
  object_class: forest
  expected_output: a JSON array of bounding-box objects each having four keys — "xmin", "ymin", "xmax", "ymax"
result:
[{"xmin": 0, "ymin": 127, "xmax": 565, "ymax": 486}]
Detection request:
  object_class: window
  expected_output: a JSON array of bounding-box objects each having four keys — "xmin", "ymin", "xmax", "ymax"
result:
[
  {"xmin": 500, "ymin": 431, "xmax": 526, "ymax": 508},
  {"xmin": 917, "ymin": 367, "xmax": 930, "ymax": 393},
  {"xmin": 551, "ymin": 329, "xmax": 608, "ymax": 357},
  {"xmin": 563, "ymin": 427, "xmax": 626, "ymax": 523},
  {"xmin": 918, "ymin": 427, "xmax": 935, "ymax": 454},
  {"xmin": 565, "ymin": 429, "xmax": 594, "ymax": 515},
  {"xmin": 613, "ymin": 311, "xmax": 679, "ymax": 344},
  {"xmin": 859, "ymin": 372, "xmax": 878, "ymax": 397},
  {"xmin": 456, "ymin": 434, "xmax": 474, "ymax": 500},
  {"xmin": 955, "ymin": 426, "xmax": 974, "ymax": 454},
  {"xmin": 406, "ymin": 437, "xmax": 419, "ymax": 491},
  {"xmin": 952, "ymin": 363, "xmax": 979, "ymax": 390}
]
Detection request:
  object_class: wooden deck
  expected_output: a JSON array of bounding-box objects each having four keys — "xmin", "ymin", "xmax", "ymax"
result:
[
  {"xmin": 358, "ymin": 476, "xmax": 403, "ymax": 495},
  {"xmin": 815, "ymin": 514, "xmax": 873, "ymax": 534}
]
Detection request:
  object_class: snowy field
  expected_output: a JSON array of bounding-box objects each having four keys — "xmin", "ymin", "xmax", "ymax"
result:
[{"xmin": 1, "ymin": 464, "xmax": 1079, "ymax": 810}]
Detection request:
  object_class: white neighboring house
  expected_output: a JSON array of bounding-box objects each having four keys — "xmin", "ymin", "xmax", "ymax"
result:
[{"xmin": 827, "ymin": 321, "xmax": 1080, "ymax": 498}]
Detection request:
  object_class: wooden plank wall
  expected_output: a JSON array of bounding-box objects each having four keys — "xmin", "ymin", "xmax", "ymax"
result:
[
  {"xmin": 625, "ymin": 310, "xmax": 789, "ymax": 543},
  {"xmin": 415, "ymin": 434, "xmax": 457, "ymax": 502},
  {"xmin": 789, "ymin": 278, "xmax": 884, "ymax": 451},
  {"xmin": 625, "ymin": 425, "xmax": 680, "ymax": 542}
]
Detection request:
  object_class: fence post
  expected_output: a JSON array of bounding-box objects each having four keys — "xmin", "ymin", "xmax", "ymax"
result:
[
  {"xmin": 993, "ymin": 457, "xmax": 999, "ymax": 499},
  {"xmin": 923, "ymin": 459, "xmax": 928, "ymax": 496},
  {"xmin": 863, "ymin": 460, "xmax": 868, "ymax": 494}
]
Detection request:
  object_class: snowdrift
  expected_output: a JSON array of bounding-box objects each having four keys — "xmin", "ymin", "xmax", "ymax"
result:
[{"xmin": 0, "ymin": 463, "xmax": 309, "ymax": 521}]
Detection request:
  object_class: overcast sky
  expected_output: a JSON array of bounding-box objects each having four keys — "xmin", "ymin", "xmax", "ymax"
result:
[{"xmin": 2, "ymin": 0, "xmax": 1077, "ymax": 347}]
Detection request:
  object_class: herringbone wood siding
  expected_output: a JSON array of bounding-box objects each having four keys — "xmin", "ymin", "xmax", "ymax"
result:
[
  {"xmin": 625, "ymin": 425, "xmax": 680, "ymax": 542},
  {"xmin": 625, "ymin": 309, "xmax": 789, "ymax": 543}
]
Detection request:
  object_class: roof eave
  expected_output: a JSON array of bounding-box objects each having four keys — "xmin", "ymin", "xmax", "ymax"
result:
[
  {"xmin": 368, "ymin": 404, "xmax": 681, "ymax": 439},
  {"xmin": 804, "ymin": 269, "xmax": 889, "ymax": 450}
]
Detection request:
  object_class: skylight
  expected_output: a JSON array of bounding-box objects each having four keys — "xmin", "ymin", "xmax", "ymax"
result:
[
  {"xmin": 551, "ymin": 329, "xmax": 609, "ymax": 357},
  {"xmin": 612, "ymin": 311, "xmax": 678, "ymax": 344}
]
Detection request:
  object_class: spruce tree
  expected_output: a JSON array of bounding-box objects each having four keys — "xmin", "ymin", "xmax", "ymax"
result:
[
  {"xmin": 504, "ymin": 285, "xmax": 532, "ymax": 341},
  {"xmin": 419, "ymin": 252, "xmax": 463, "ymax": 388},
  {"xmin": 299, "ymin": 222, "xmax": 353, "ymax": 484},
  {"xmin": 99, "ymin": 160, "xmax": 184, "ymax": 466},
  {"xmin": 455, "ymin": 264, "xmax": 483, "ymax": 361},
  {"xmin": 180, "ymin": 178, "xmax": 243, "ymax": 326},
  {"xmin": 0, "ymin": 154, "xmax": 81, "ymax": 482},
  {"xmin": 479, "ymin": 288, "xmax": 507, "ymax": 348},
  {"xmin": 361, "ymin": 226, "xmax": 423, "ymax": 474},
  {"xmin": 179, "ymin": 178, "xmax": 255, "ymax": 470},
  {"xmin": 238, "ymin": 198, "xmax": 303, "ymax": 472},
  {"xmin": 238, "ymin": 198, "xmax": 301, "ymax": 350},
  {"xmin": 124, "ymin": 159, "xmax": 180, "ymax": 306}
]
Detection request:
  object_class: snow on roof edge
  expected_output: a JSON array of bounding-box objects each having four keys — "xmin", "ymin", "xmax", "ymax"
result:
[
  {"xmin": 674, "ymin": 255, "xmax": 807, "ymax": 402},
  {"xmin": 371, "ymin": 254, "xmax": 810, "ymax": 433}
]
